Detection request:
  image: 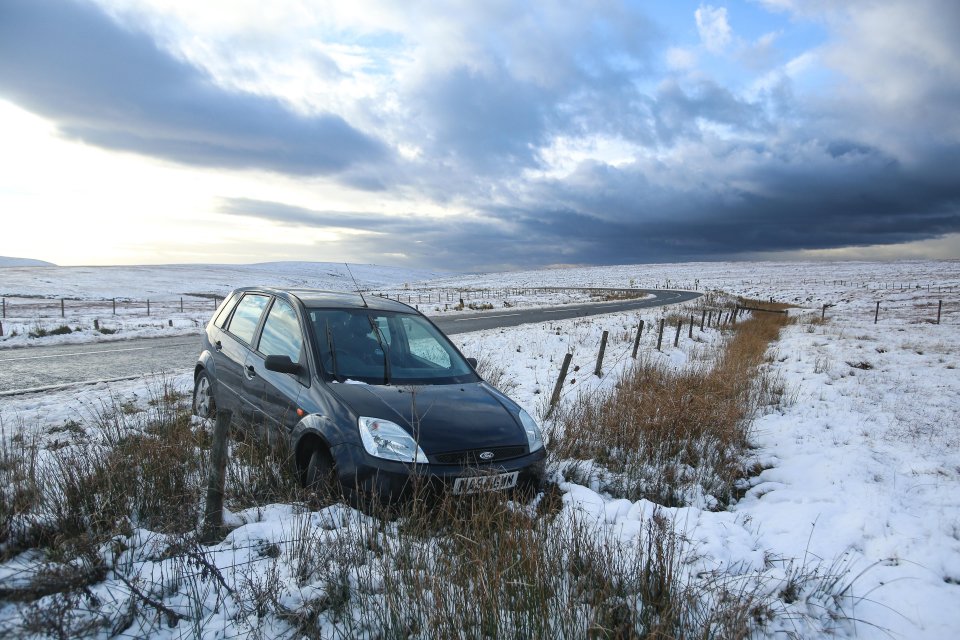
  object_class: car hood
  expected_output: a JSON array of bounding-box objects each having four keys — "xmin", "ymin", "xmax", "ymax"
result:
[{"xmin": 327, "ymin": 382, "xmax": 526, "ymax": 454}]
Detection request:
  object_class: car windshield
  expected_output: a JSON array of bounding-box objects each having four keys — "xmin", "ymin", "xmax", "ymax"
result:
[{"xmin": 307, "ymin": 308, "xmax": 478, "ymax": 385}]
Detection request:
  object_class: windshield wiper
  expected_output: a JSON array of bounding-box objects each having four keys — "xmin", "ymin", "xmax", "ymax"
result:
[
  {"xmin": 367, "ymin": 316, "xmax": 392, "ymax": 384},
  {"xmin": 325, "ymin": 320, "xmax": 342, "ymax": 381}
]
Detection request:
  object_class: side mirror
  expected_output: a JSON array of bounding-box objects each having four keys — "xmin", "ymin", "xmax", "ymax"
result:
[
  {"xmin": 466, "ymin": 357, "xmax": 478, "ymax": 369},
  {"xmin": 264, "ymin": 354, "xmax": 303, "ymax": 375}
]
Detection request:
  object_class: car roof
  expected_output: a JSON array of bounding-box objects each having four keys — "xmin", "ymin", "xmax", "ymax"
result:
[{"xmin": 233, "ymin": 286, "xmax": 417, "ymax": 313}]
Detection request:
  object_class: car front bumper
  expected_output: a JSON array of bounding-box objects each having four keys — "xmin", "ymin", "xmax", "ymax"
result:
[{"xmin": 330, "ymin": 443, "xmax": 547, "ymax": 503}]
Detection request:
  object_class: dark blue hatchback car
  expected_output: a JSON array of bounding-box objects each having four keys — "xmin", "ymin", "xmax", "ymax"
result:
[{"xmin": 193, "ymin": 287, "xmax": 546, "ymax": 501}]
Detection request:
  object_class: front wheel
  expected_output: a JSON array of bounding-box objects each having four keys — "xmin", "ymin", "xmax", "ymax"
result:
[
  {"xmin": 304, "ymin": 446, "xmax": 337, "ymax": 494},
  {"xmin": 192, "ymin": 370, "xmax": 216, "ymax": 419}
]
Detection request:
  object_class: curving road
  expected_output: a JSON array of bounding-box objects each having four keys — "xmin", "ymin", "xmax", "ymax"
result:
[{"xmin": 0, "ymin": 289, "xmax": 700, "ymax": 396}]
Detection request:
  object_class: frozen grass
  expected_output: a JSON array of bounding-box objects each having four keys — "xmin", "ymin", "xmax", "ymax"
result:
[{"xmin": 550, "ymin": 309, "xmax": 791, "ymax": 509}]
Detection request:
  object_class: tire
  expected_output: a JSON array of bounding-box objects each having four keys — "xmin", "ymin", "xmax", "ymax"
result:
[
  {"xmin": 192, "ymin": 370, "xmax": 217, "ymax": 419},
  {"xmin": 304, "ymin": 446, "xmax": 336, "ymax": 494}
]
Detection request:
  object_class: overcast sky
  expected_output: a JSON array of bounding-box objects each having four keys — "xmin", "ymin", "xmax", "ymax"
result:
[{"xmin": 1, "ymin": 0, "xmax": 958, "ymax": 270}]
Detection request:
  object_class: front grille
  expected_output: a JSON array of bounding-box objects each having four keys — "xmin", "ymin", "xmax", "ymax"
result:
[{"xmin": 432, "ymin": 446, "xmax": 527, "ymax": 466}]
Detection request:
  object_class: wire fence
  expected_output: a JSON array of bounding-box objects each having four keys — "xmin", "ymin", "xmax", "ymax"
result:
[
  {"xmin": 0, "ymin": 295, "xmax": 223, "ymax": 319},
  {"xmin": 820, "ymin": 298, "xmax": 958, "ymax": 325}
]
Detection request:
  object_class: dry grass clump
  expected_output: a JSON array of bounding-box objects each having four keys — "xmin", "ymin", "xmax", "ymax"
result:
[
  {"xmin": 0, "ymin": 399, "xmax": 207, "ymax": 564},
  {"xmin": 226, "ymin": 419, "xmax": 310, "ymax": 510},
  {"xmin": 591, "ymin": 290, "xmax": 648, "ymax": 302},
  {"xmin": 0, "ymin": 386, "xmax": 309, "ymax": 564},
  {"xmin": 472, "ymin": 351, "xmax": 520, "ymax": 395},
  {"xmin": 0, "ymin": 427, "xmax": 43, "ymax": 558},
  {"xmin": 240, "ymin": 490, "xmax": 771, "ymax": 640},
  {"xmin": 550, "ymin": 310, "xmax": 791, "ymax": 507}
]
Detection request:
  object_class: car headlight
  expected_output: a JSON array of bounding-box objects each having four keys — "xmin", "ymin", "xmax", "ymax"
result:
[
  {"xmin": 358, "ymin": 417, "xmax": 428, "ymax": 463},
  {"xmin": 519, "ymin": 408, "xmax": 544, "ymax": 452}
]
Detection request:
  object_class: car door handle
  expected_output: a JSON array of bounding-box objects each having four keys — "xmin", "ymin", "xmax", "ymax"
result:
[
  {"xmin": 215, "ymin": 340, "xmax": 222, "ymax": 351},
  {"xmin": 245, "ymin": 365, "xmax": 257, "ymax": 379}
]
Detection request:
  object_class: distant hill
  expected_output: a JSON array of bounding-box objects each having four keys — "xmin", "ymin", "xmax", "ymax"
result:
[{"xmin": 0, "ymin": 256, "xmax": 56, "ymax": 267}]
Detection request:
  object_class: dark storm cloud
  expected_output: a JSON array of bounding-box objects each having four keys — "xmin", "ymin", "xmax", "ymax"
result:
[
  {"xmin": 220, "ymin": 198, "xmax": 423, "ymax": 234},
  {"xmin": 0, "ymin": 0, "xmax": 388, "ymax": 177},
  {"xmin": 652, "ymin": 79, "xmax": 770, "ymax": 143},
  {"xmin": 222, "ymin": 112, "xmax": 960, "ymax": 271},
  {"xmin": 219, "ymin": 197, "xmax": 549, "ymax": 271},
  {"xmin": 505, "ymin": 140, "xmax": 960, "ymax": 264}
]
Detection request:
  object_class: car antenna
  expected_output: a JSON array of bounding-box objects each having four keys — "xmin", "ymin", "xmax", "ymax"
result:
[{"xmin": 344, "ymin": 263, "xmax": 368, "ymax": 308}]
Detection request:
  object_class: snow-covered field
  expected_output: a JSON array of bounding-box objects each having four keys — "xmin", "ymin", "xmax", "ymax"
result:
[
  {"xmin": 1, "ymin": 259, "xmax": 959, "ymax": 638},
  {"xmin": 1, "ymin": 259, "xmax": 955, "ymax": 349}
]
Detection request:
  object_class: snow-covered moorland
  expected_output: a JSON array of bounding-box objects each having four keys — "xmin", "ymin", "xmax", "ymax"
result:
[{"xmin": 0, "ymin": 259, "xmax": 958, "ymax": 638}]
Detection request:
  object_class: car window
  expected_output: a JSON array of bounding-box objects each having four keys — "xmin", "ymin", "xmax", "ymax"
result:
[
  {"xmin": 213, "ymin": 293, "xmax": 238, "ymax": 328},
  {"xmin": 400, "ymin": 316, "xmax": 451, "ymax": 368},
  {"xmin": 226, "ymin": 294, "xmax": 270, "ymax": 344},
  {"xmin": 258, "ymin": 298, "xmax": 303, "ymax": 362},
  {"xmin": 308, "ymin": 308, "xmax": 475, "ymax": 384},
  {"xmin": 373, "ymin": 316, "xmax": 392, "ymax": 347}
]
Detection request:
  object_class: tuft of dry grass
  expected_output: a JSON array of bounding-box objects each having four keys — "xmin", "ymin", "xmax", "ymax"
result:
[
  {"xmin": 472, "ymin": 351, "xmax": 520, "ymax": 395},
  {"xmin": 254, "ymin": 488, "xmax": 773, "ymax": 640},
  {"xmin": 549, "ymin": 309, "xmax": 791, "ymax": 507},
  {"xmin": 226, "ymin": 421, "xmax": 308, "ymax": 509}
]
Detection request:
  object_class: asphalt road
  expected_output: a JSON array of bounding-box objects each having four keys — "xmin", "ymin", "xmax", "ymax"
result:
[{"xmin": 0, "ymin": 289, "xmax": 700, "ymax": 396}]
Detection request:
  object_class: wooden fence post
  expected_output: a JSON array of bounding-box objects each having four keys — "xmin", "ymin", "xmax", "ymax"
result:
[
  {"xmin": 202, "ymin": 409, "xmax": 232, "ymax": 543},
  {"xmin": 60, "ymin": 298, "xmax": 65, "ymax": 318},
  {"xmin": 689, "ymin": 315, "xmax": 694, "ymax": 338},
  {"xmin": 549, "ymin": 353, "xmax": 574, "ymax": 413},
  {"xmin": 874, "ymin": 301, "xmax": 880, "ymax": 324},
  {"xmin": 673, "ymin": 320, "xmax": 682, "ymax": 347},
  {"xmin": 656, "ymin": 318, "xmax": 665, "ymax": 351},
  {"xmin": 937, "ymin": 300, "xmax": 942, "ymax": 325},
  {"xmin": 180, "ymin": 297, "xmax": 184, "ymax": 313},
  {"xmin": 147, "ymin": 299, "xmax": 151, "ymax": 316},
  {"xmin": 707, "ymin": 311, "xmax": 713, "ymax": 328},
  {"xmin": 0, "ymin": 320, "xmax": 3, "ymax": 337},
  {"xmin": 112, "ymin": 298, "xmax": 116, "ymax": 315},
  {"xmin": 632, "ymin": 320, "xmax": 644, "ymax": 358},
  {"xmin": 594, "ymin": 331, "xmax": 609, "ymax": 376},
  {"xmin": 700, "ymin": 309, "xmax": 705, "ymax": 331}
]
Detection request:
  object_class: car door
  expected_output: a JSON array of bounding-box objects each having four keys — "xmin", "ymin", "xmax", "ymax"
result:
[
  {"xmin": 245, "ymin": 296, "xmax": 307, "ymax": 439},
  {"xmin": 217, "ymin": 292, "xmax": 271, "ymax": 423}
]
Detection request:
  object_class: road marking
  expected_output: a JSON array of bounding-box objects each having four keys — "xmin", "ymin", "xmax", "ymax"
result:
[
  {"xmin": 0, "ymin": 374, "xmax": 151, "ymax": 397},
  {"xmin": 0, "ymin": 342, "xmax": 190, "ymax": 362},
  {"xmin": 453, "ymin": 313, "xmax": 521, "ymax": 321}
]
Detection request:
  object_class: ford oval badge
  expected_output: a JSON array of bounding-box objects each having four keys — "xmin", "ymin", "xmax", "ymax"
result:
[{"xmin": 479, "ymin": 451, "xmax": 495, "ymax": 460}]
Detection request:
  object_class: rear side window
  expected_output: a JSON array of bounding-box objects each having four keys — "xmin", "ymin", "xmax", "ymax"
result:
[
  {"xmin": 226, "ymin": 294, "xmax": 270, "ymax": 344},
  {"xmin": 213, "ymin": 293, "xmax": 238, "ymax": 328},
  {"xmin": 258, "ymin": 298, "xmax": 303, "ymax": 362}
]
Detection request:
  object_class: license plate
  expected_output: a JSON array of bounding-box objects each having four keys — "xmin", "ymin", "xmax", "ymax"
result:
[{"xmin": 452, "ymin": 471, "xmax": 519, "ymax": 495}]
